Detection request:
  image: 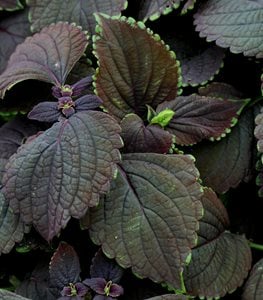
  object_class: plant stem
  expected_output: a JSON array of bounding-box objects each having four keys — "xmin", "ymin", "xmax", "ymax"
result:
[{"xmin": 249, "ymin": 241, "xmax": 263, "ymax": 251}]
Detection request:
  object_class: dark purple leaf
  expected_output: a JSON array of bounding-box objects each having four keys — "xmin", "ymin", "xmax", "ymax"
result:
[
  {"xmin": 27, "ymin": 0, "xmax": 128, "ymax": 33},
  {"xmin": 198, "ymin": 82, "xmax": 244, "ymax": 99},
  {"xmin": 242, "ymin": 258, "xmax": 263, "ymax": 299},
  {"xmin": 193, "ymin": 108, "xmax": 254, "ymax": 193},
  {"xmin": 94, "ymin": 14, "xmax": 181, "ymax": 121},
  {"xmin": 157, "ymin": 94, "xmax": 243, "ymax": 145},
  {"xmin": 0, "ymin": 115, "xmax": 42, "ymax": 182},
  {"xmin": 75, "ymin": 95, "xmax": 103, "ymax": 111},
  {"xmin": 120, "ymin": 114, "xmax": 174, "ymax": 153},
  {"xmin": 138, "ymin": 0, "xmax": 183, "ymax": 21},
  {"xmin": 71, "ymin": 76, "xmax": 93, "ymax": 96},
  {"xmin": 2, "ymin": 111, "xmax": 122, "ymax": 241},
  {"xmin": 108, "ymin": 283, "xmax": 123, "ymax": 297},
  {"xmin": 90, "ymin": 249, "xmax": 124, "ymax": 282},
  {"xmin": 0, "ymin": 22, "xmax": 89, "ymax": 99},
  {"xmin": 145, "ymin": 295, "xmax": 190, "ymax": 300},
  {"xmin": 184, "ymin": 188, "xmax": 252, "ymax": 298},
  {"xmin": 27, "ymin": 102, "xmax": 60, "ymax": 123},
  {"xmin": 49, "ymin": 242, "xmax": 81, "ymax": 290},
  {"xmin": 194, "ymin": 0, "xmax": 263, "ymax": 58},
  {"xmin": 67, "ymin": 59, "xmax": 95, "ymax": 87},
  {"xmin": 0, "ymin": 10, "xmax": 30, "ymax": 74},
  {"xmin": 89, "ymin": 153, "xmax": 203, "ymax": 290},
  {"xmin": 0, "ymin": 290, "xmax": 30, "ymax": 300},
  {"xmin": 0, "ymin": 0, "xmax": 23, "ymax": 10},
  {"xmin": 93, "ymin": 295, "xmax": 114, "ymax": 300},
  {"xmin": 0, "ymin": 190, "xmax": 29, "ymax": 254},
  {"xmin": 83, "ymin": 277, "xmax": 106, "ymax": 294}
]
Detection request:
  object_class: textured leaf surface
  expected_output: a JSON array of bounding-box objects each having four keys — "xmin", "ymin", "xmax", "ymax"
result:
[
  {"xmin": 89, "ymin": 153, "xmax": 203, "ymax": 289},
  {"xmin": 138, "ymin": 0, "xmax": 183, "ymax": 21},
  {"xmin": 3, "ymin": 111, "xmax": 122, "ymax": 241},
  {"xmin": 156, "ymin": 94, "xmax": 243, "ymax": 145},
  {"xmin": 242, "ymin": 258, "xmax": 263, "ymax": 299},
  {"xmin": 0, "ymin": 290, "xmax": 30, "ymax": 300},
  {"xmin": 198, "ymin": 82, "xmax": 244, "ymax": 99},
  {"xmin": 194, "ymin": 0, "xmax": 263, "ymax": 58},
  {"xmin": 27, "ymin": 0, "xmax": 127, "ymax": 33},
  {"xmin": 120, "ymin": 114, "xmax": 174, "ymax": 153},
  {"xmin": 0, "ymin": 0, "xmax": 22, "ymax": 10},
  {"xmin": 0, "ymin": 190, "xmax": 28, "ymax": 254},
  {"xmin": 255, "ymin": 107, "xmax": 263, "ymax": 153},
  {"xmin": 194, "ymin": 108, "xmax": 254, "ymax": 193},
  {"xmin": 145, "ymin": 295, "xmax": 190, "ymax": 300},
  {"xmin": 0, "ymin": 22, "xmax": 88, "ymax": 99},
  {"xmin": 50, "ymin": 242, "xmax": 80, "ymax": 290},
  {"xmin": 0, "ymin": 115, "xmax": 42, "ymax": 182},
  {"xmin": 184, "ymin": 188, "xmax": 252, "ymax": 298},
  {"xmin": 94, "ymin": 15, "xmax": 181, "ymax": 120},
  {"xmin": 0, "ymin": 10, "xmax": 30, "ymax": 74}
]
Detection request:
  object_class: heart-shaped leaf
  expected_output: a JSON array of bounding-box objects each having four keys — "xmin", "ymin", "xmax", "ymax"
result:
[
  {"xmin": 2, "ymin": 111, "xmax": 122, "ymax": 241},
  {"xmin": 0, "ymin": 290, "xmax": 31, "ymax": 300},
  {"xmin": 49, "ymin": 242, "xmax": 80, "ymax": 290},
  {"xmin": 0, "ymin": 190, "xmax": 29, "ymax": 255},
  {"xmin": 120, "ymin": 114, "xmax": 174, "ymax": 154},
  {"xmin": 0, "ymin": 9, "xmax": 30, "ymax": 74},
  {"xmin": 0, "ymin": 22, "xmax": 89, "ymax": 99},
  {"xmin": 184, "ymin": 188, "xmax": 252, "ymax": 298},
  {"xmin": 242, "ymin": 258, "xmax": 263, "ymax": 299},
  {"xmin": 194, "ymin": 0, "xmax": 263, "ymax": 58},
  {"xmin": 193, "ymin": 108, "xmax": 254, "ymax": 194},
  {"xmin": 89, "ymin": 153, "xmax": 203, "ymax": 290},
  {"xmin": 0, "ymin": 0, "xmax": 23, "ymax": 10},
  {"xmin": 156, "ymin": 94, "xmax": 244, "ymax": 145},
  {"xmin": 27, "ymin": 0, "xmax": 128, "ymax": 33},
  {"xmin": 94, "ymin": 14, "xmax": 181, "ymax": 121}
]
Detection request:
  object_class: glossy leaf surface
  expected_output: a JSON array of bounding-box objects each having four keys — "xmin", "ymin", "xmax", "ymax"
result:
[
  {"xmin": 89, "ymin": 153, "xmax": 203, "ymax": 289},
  {"xmin": 94, "ymin": 15, "xmax": 181, "ymax": 120},
  {"xmin": 0, "ymin": 22, "xmax": 88, "ymax": 98},
  {"xmin": 3, "ymin": 111, "xmax": 122, "ymax": 241},
  {"xmin": 194, "ymin": 0, "xmax": 263, "ymax": 58}
]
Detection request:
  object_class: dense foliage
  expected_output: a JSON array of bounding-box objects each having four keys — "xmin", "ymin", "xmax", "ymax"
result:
[{"xmin": 0, "ymin": 0, "xmax": 262, "ymax": 299}]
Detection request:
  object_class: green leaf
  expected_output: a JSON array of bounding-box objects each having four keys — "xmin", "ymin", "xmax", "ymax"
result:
[
  {"xmin": 150, "ymin": 108, "xmax": 175, "ymax": 127},
  {"xmin": 89, "ymin": 153, "xmax": 203, "ymax": 290},
  {"xmin": 27, "ymin": 0, "xmax": 128, "ymax": 33},
  {"xmin": 194, "ymin": 0, "xmax": 263, "ymax": 58},
  {"xmin": 2, "ymin": 111, "xmax": 122, "ymax": 241},
  {"xmin": 94, "ymin": 14, "xmax": 181, "ymax": 120}
]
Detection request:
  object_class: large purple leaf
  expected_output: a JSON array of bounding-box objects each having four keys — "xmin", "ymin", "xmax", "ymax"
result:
[
  {"xmin": 198, "ymin": 82, "xmax": 244, "ymax": 99},
  {"xmin": 0, "ymin": 22, "xmax": 88, "ymax": 99},
  {"xmin": 2, "ymin": 111, "xmax": 122, "ymax": 241},
  {"xmin": 145, "ymin": 295, "xmax": 190, "ymax": 300},
  {"xmin": 0, "ymin": 190, "xmax": 29, "ymax": 254},
  {"xmin": 184, "ymin": 188, "xmax": 252, "ymax": 298},
  {"xmin": 0, "ymin": 10, "xmax": 30, "ymax": 74},
  {"xmin": 94, "ymin": 14, "xmax": 181, "ymax": 121},
  {"xmin": 49, "ymin": 242, "xmax": 80, "ymax": 290},
  {"xmin": 156, "ymin": 94, "xmax": 243, "ymax": 145},
  {"xmin": 242, "ymin": 258, "xmax": 263, "ymax": 299},
  {"xmin": 194, "ymin": 0, "xmax": 263, "ymax": 58},
  {"xmin": 0, "ymin": 290, "xmax": 30, "ymax": 300},
  {"xmin": 193, "ymin": 108, "xmax": 254, "ymax": 193},
  {"xmin": 0, "ymin": 115, "xmax": 42, "ymax": 182},
  {"xmin": 0, "ymin": 0, "xmax": 22, "ymax": 10},
  {"xmin": 89, "ymin": 153, "xmax": 203, "ymax": 290},
  {"xmin": 120, "ymin": 114, "xmax": 174, "ymax": 153},
  {"xmin": 27, "ymin": 0, "xmax": 128, "ymax": 34}
]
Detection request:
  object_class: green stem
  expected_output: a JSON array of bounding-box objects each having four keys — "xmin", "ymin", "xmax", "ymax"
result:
[{"xmin": 249, "ymin": 241, "xmax": 263, "ymax": 251}]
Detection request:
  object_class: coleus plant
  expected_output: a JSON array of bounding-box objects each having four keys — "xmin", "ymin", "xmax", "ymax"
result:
[{"xmin": 0, "ymin": 0, "xmax": 262, "ymax": 299}]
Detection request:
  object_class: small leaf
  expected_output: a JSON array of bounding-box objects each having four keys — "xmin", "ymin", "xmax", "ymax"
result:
[
  {"xmin": 184, "ymin": 188, "xmax": 252, "ymax": 298},
  {"xmin": 27, "ymin": 0, "xmax": 128, "ymax": 33},
  {"xmin": 0, "ymin": 9, "xmax": 30, "ymax": 74},
  {"xmin": 0, "ymin": 290, "xmax": 31, "ymax": 300},
  {"xmin": 0, "ymin": 22, "xmax": 89, "ymax": 99},
  {"xmin": 0, "ymin": 190, "xmax": 29, "ymax": 255},
  {"xmin": 150, "ymin": 109, "xmax": 175, "ymax": 127},
  {"xmin": 193, "ymin": 108, "xmax": 254, "ymax": 193},
  {"xmin": 27, "ymin": 102, "xmax": 60, "ymax": 123},
  {"xmin": 242, "ymin": 258, "xmax": 263, "ymax": 299},
  {"xmin": 94, "ymin": 14, "xmax": 181, "ymax": 120},
  {"xmin": 0, "ymin": 0, "xmax": 23, "ymax": 10},
  {"xmin": 49, "ymin": 242, "xmax": 80, "ymax": 290},
  {"xmin": 194, "ymin": 0, "xmax": 263, "ymax": 58},
  {"xmin": 121, "ymin": 114, "xmax": 174, "ymax": 154},
  {"xmin": 89, "ymin": 153, "xmax": 203, "ymax": 290},
  {"xmin": 3, "ymin": 111, "xmax": 122, "ymax": 241},
  {"xmin": 75, "ymin": 95, "xmax": 103, "ymax": 111},
  {"xmin": 156, "ymin": 94, "xmax": 243, "ymax": 145}
]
